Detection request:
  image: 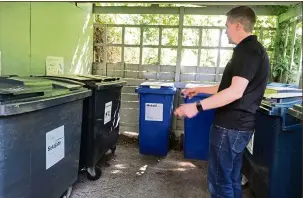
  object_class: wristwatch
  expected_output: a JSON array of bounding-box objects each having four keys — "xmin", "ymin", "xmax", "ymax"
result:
[{"xmin": 196, "ymin": 100, "xmax": 204, "ymax": 112}]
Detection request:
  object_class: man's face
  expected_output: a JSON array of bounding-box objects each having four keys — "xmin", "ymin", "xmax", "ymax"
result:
[{"xmin": 225, "ymin": 18, "xmax": 238, "ymax": 44}]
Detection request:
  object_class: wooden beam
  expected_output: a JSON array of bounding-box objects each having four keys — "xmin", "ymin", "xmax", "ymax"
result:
[
  {"xmin": 175, "ymin": 7, "xmax": 184, "ymax": 82},
  {"xmin": 93, "ymin": 5, "xmax": 276, "ymax": 16},
  {"xmin": 216, "ymin": 29, "xmax": 223, "ymax": 82},
  {"xmin": 93, "ymin": 5, "xmax": 179, "ymax": 14},
  {"xmin": 289, "ymin": 21, "xmax": 298, "ymax": 71},
  {"xmin": 184, "ymin": 6, "xmax": 275, "ymax": 16},
  {"xmin": 95, "ymin": 23, "xmax": 275, "ymax": 31},
  {"xmin": 278, "ymin": 4, "xmax": 302, "ymax": 23},
  {"xmin": 153, "ymin": 2, "xmax": 298, "ymax": 6}
]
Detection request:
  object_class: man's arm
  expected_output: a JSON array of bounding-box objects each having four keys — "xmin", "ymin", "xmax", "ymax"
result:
[
  {"xmin": 182, "ymin": 84, "xmax": 219, "ymax": 99},
  {"xmin": 197, "ymin": 84, "xmax": 219, "ymax": 95},
  {"xmin": 200, "ymin": 76, "xmax": 249, "ymax": 110},
  {"xmin": 174, "ymin": 77, "xmax": 248, "ymax": 118}
]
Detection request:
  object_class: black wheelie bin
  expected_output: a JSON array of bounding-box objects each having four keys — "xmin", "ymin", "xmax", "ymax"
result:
[
  {"xmin": 42, "ymin": 74, "xmax": 126, "ymax": 180},
  {"xmin": 0, "ymin": 76, "xmax": 91, "ymax": 198}
]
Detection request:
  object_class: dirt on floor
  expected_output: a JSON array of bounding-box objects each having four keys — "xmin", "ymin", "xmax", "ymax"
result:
[{"xmin": 70, "ymin": 137, "xmax": 254, "ymax": 198}]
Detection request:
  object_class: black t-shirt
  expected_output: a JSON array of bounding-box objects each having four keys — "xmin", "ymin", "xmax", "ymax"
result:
[{"xmin": 213, "ymin": 35, "xmax": 269, "ymax": 131}]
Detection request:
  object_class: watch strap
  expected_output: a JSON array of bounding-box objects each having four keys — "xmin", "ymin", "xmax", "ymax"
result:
[{"xmin": 196, "ymin": 101, "xmax": 203, "ymax": 112}]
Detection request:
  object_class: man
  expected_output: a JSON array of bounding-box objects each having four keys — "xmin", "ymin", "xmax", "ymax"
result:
[{"xmin": 174, "ymin": 6, "xmax": 269, "ymax": 198}]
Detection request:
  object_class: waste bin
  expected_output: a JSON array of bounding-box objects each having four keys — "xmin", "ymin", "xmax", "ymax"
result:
[
  {"xmin": 42, "ymin": 74, "xmax": 125, "ymax": 180},
  {"xmin": 0, "ymin": 76, "xmax": 91, "ymax": 198},
  {"xmin": 136, "ymin": 82, "xmax": 176, "ymax": 156},
  {"xmin": 183, "ymin": 84, "xmax": 215, "ymax": 161},
  {"xmin": 242, "ymin": 92, "xmax": 302, "ymax": 198}
]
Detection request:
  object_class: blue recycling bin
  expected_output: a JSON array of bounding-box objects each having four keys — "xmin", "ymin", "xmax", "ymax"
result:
[
  {"xmin": 183, "ymin": 93, "xmax": 215, "ymax": 161},
  {"xmin": 243, "ymin": 95, "xmax": 302, "ymax": 198},
  {"xmin": 136, "ymin": 82, "xmax": 176, "ymax": 156}
]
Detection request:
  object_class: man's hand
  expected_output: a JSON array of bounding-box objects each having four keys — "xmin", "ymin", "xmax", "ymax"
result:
[
  {"xmin": 181, "ymin": 88, "xmax": 199, "ymax": 99},
  {"xmin": 174, "ymin": 103, "xmax": 198, "ymax": 118},
  {"xmin": 181, "ymin": 84, "xmax": 219, "ymax": 98}
]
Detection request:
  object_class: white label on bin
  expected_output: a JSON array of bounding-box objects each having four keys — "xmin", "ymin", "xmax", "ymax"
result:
[
  {"xmin": 46, "ymin": 126, "xmax": 65, "ymax": 170},
  {"xmin": 145, "ymin": 103, "xmax": 163, "ymax": 121},
  {"xmin": 246, "ymin": 133, "xmax": 254, "ymax": 155},
  {"xmin": 104, "ymin": 101, "xmax": 112, "ymax": 124}
]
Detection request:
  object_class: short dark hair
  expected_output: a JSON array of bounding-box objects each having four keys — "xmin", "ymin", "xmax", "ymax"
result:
[{"xmin": 226, "ymin": 6, "xmax": 257, "ymax": 32}]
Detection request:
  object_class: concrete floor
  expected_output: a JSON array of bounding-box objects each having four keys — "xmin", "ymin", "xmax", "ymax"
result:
[{"xmin": 71, "ymin": 138, "xmax": 254, "ymax": 198}]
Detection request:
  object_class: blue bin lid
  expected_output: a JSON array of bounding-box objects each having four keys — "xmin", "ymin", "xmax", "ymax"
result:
[
  {"xmin": 263, "ymin": 92, "xmax": 302, "ymax": 104},
  {"xmin": 184, "ymin": 83, "xmax": 215, "ymax": 89},
  {"xmin": 136, "ymin": 82, "xmax": 176, "ymax": 94},
  {"xmin": 260, "ymin": 92, "xmax": 302, "ymax": 116},
  {"xmin": 183, "ymin": 83, "xmax": 213, "ymax": 98}
]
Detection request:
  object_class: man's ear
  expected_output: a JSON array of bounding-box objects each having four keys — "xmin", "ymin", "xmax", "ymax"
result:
[
  {"xmin": 236, "ymin": 23, "xmax": 244, "ymax": 32},
  {"xmin": 235, "ymin": 23, "xmax": 241, "ymax": 31}
]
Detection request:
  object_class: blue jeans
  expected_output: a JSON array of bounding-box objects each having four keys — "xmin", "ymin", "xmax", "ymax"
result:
[{"xmin": 207, "ymin": 125, "xmax": 253, "ymax": 198}]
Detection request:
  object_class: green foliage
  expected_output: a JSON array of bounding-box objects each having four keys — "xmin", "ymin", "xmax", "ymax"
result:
[
  {"xmin": 271, "ymin": 5, "xmax": 291, "ymax": 15},
  {"xmin": 272, "ymin": 18, "xmax": 302, "ymax": 83},
  {"xmin": 272, "ymin": 55, "xmax": 291, "ymax": 82}
]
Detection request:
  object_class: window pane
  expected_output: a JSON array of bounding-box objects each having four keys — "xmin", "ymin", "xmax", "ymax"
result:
[
  {"xmin": 202, "ymin": 29, "xmax": 220, "ymax": 47},
  {"xmin": 143, "ymin": 28, "xmax": 159, "ymax": 45},
  {"xmin": 124, "ymin": 47, "xmax": 140, "ymax": 64},
  {"xmin": 181, "ymin": 49, "xmax": 198, "ymax": 66},
  {"xmin": 200, "ymin": 49, "xmax": 218, "ymax": 67},
  {"xmin": 183, "ymin": 28, "xmax": 200, "ymax": 46},
  {"xmin": 220, "ymin": 50, "xmax": 233, "ymax": 67},
  {"xmin": 161, "ymin": 48, "xmax": 177, "ymax": 65},
  {"xmin": 256, "ymin": 16, "xmax": 277, "ymax": 28},
  {"xmin": 184, "ymin": 15, "xmax": 226, "ymax": 26},
  {"xmin": 125, "ymin": 28, "xmax": 140, "ymax": 45},
  {"xmin": 107, "ymin": 27, "xmax": 122, "ymax": 44},
  {"xmin": 162, "ymin": 28, "xmax": 178, "ymax": 46},
  {"xmin": 107, "ymin": 47, "xmax": 121, "ymax": 63},
  {"xmin": 96, "ymin": 14, "xmax": 179, "ymax": 25},
  {"xmin": 143, "ymin": 48, "xmax": 158, "ymax": 64}
]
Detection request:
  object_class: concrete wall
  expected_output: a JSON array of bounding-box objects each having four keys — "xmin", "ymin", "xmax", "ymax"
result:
[{"xmin": 0, "ymin": 2, "xmax": 93, "ymax": 76}]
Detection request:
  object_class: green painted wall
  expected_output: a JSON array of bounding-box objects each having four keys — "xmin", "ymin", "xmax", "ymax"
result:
[
  {"xmin": 0, "ymin": 3, "xmax": 31, "ymax": 75},
  {"xmin": 0, "ymin": 2, "xmax": 93, "ymax": 76}
]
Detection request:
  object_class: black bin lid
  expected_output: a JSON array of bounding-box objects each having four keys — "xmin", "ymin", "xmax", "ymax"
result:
[
  {"xmin": 44, "ymin": 74, "xmax": 119, "ymax": 82},
  {"xmin": 42, "ymin": 74, "xmax": 125, "ymax": 89}
]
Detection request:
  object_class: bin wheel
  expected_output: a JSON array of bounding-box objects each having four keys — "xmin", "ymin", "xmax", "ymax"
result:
[
  {"xmin": 111, "ymin": 146, "xmax": 117, "ymax": 154},
  {"xmin": 62, "ymin": 186, "xmax": 72, "ymax": 198},
  {"xmin": 87, "ymin": 167, "xmax": 102, "ymax": 181}
]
